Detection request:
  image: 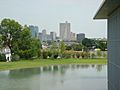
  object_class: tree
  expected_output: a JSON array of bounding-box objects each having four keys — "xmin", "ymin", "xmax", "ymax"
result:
[
  {"xmin": 0, "ymin": 18, "xmax": 22, "ymax": 53},
  {"xmin": 97, "ymin": 41, "xmax": 107, "ymax": 51},
  {"xmin": 0, "ymin": 18, "xmax": 41, "ymax": 60},
  {"xmin": 71, "ymin": 44, "xmax": 83, "ymax": 51},
  {"xmin": 82, "ymin": 38, "xmax": 95, "ymax": 51},
  {"xmin": 60, "ymin": 41, "xmax": 65, "ymax": 58},
  {"xmin": 18, "ymin": 26, "xmax": 41, "ymax": 59}
]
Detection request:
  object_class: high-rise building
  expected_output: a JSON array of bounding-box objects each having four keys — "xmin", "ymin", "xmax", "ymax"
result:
[
  {"xmin": 77, "ymin": 33, "xmax": 85, "ymax": 43},
  {"xmin": 59, "ymin": 21, "xmax": 71, "ymax": 41},
  {"xmin": 42, "ymin": 29, "xmax": 47, "ymax": 41},
  {"xmin": 50, "ymin": 32, "xmax": 56, "ymax": 41},
  {"xmin": 29, "ymin": 25, "xmax": 39, "ymax": 38}
]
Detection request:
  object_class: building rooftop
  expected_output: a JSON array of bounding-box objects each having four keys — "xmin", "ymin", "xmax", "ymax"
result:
[{"xmin": 94, "ymin": 0, "xmax": 120, "ymax": 19}]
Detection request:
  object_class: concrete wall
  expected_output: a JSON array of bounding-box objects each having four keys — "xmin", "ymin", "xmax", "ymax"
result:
[{"xmin": 108, "ymin": 7, "xmax": 120, "ymax": 90}]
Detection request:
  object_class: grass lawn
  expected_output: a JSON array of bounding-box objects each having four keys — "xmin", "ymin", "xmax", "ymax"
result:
[{"xmin": 0, "ymin": 58, "xmax": 107, "ymax": 71}]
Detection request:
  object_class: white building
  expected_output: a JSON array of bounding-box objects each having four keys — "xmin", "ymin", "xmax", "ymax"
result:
[{"xmin": 59, "ymin": 21, "xmax": 71, "ymax": 41}]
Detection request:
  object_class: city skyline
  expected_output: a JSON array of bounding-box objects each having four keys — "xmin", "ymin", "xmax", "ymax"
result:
[{"xmin": 0, "ymin": 0, "xmax": 107, "ymax": 38}]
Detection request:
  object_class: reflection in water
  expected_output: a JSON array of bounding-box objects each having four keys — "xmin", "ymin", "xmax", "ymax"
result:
[
  {"xmin": 9, "ymin": 68, "xmax": 41, "ymax": 79},
  {"xmin": 0, "ymin": 64, "xmax": 107, "ymax": 90}
]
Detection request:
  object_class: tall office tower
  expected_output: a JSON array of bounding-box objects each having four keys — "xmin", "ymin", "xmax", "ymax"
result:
[
  {"xmin": 59, "ymin": 21, "xmax": 71, "ymax": 41},
  {"xmin": 42, "ymin": 29, "xmax": 47, "ymax": 41},
  {"xmin": 70, "ymin": 32, "xmax": 76, "ymax": 41},
  {"xmin": 29, "ymin": 25, "xmax": 39, "ymax": 38},
  {"xmin": 50, "ymin": 32, "xmax": 56, "ymax": 41},
  {"xmin": 77, "ymin": 33, "xmax": 85, "ymax": 43}
]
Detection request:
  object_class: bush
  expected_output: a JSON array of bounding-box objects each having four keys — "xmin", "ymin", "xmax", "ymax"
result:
[
  {"xmin": 42, "ymin": 50, "xmax": 48, "ymax": 59},
  {"xmin": 0, "ymin": 53, "xmax": 5, "ymax": 61},
  {"xmin": 90, "ymin": 52, "xmax": 96, "ymax": 59},
  {"xmin": 76, "ymin": 52, "xmax": 81, "ymax": 58},
  {"xmin": 52, "ymin": 50, "xmax": 59, "ymax": 59},
  {"xmin": 18, "ymin": 49, "xmax": 35, "ymax": 59},
  {"xmin": 11, "ymin": 54, "xmax": 20, "ymax": 61},
  {"xmin": 63, "ymin": 51, "xmax": 72, "ymax": 59}
]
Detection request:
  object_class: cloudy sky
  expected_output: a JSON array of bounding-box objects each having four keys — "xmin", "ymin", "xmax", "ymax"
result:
[{"xmin": 0, "ymin": 0, "xmax": 107, "ymax": 38}]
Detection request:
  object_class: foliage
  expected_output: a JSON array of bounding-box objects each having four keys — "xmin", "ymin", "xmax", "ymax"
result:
[
  {"xmin": 71, "ymin": 44, "xmax": 83, "ymax": 51},
  {"xmin": 42, "ymin": 50, "xmax": 48, "ymax": 59},
  {"xmin": 0, "ymin": 53, "xmax": 5, "ymax": 61},
  {"xmin": 60, "ymin": 41, "xmax": 65, "ymax": 54},
  {"xmin": 65, "ymin": 45, "xmax": 72, "ymax": 50},
  {"xmin": 0, "ymin": 18, "xmax": 22, "ymax": 50},
  {"xmin": 52, "ymin": 50, "xmax": 59, "ymax": 59},
  {"xmin": 96, "ymin": 41, "xmax": 107, "ymax": 51},
  {"xmin": 82, "ymin": 38, "xmax": 95, "ymax": 49},
  {"xmin": 0, "ymin": 18, "xmax": 41, "ymax": 60},
  {"xmin": 63, "ymin": 51, "xmax": 72, "ymax": 59},
  {"xmin": 96, "ymin": 50, "xmax": 102, "ymax": 58},
  {"xmin": 11, "ymin": 54, "xmax": 20, "ymax": 61},
  {"xmin": 76, "ymin": 52, "xmax": 81, "ymax": 58},
  {"xmin": 90, "ymin": 52, "xmax": 96, "ymax": 59}
]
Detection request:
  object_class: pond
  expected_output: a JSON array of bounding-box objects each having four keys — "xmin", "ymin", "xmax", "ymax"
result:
[{"xmin": 0, "ymin": 64, "xmax": 107, "ymax": 90}]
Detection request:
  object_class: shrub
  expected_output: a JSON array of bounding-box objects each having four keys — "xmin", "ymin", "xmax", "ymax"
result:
[
  {"xmin": 91, "ymin": 52, "xmax": 96, "ymax": 59},
  {"xmin": 42, "ymin": 50, "xmax": 48, "ymax": 59},
  {"xmin": 52, "ymin": 50, "xmax": 59, "ymax": 59},
  {"xmin": 76, "ymin": 52, "xmax": 81, "ymax": 58},
  {"xmin": 63, "ymin": 51, "xmax": 72, "ymax": 59},
  {"xmin": 11, "ymin": 54, "xmax": 20, "ymax": 61},
  {"xmin": 0, "ymin": 53, "xmax": 5, "ymax": 61}
]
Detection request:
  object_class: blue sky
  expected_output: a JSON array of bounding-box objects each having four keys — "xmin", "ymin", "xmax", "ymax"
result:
[{"xmin": 0, "ymin": 0, "xmax": 107, "ymax": 38}]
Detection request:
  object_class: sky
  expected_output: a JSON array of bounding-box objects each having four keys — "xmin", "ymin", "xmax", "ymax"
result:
[{"xmin": 0, "ymin": 0, "xmax": 107, "ymax": 38}]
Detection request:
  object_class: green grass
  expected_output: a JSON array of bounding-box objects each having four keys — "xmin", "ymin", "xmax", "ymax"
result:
[{"xmin": 0, "ymin": 58, "xmax": 107, "ymax": 71}]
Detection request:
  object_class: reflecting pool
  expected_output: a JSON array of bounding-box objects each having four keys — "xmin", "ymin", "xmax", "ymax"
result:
[{"xmin": 0, "ymin": 64, "xmax": 107, "ymax": 90}]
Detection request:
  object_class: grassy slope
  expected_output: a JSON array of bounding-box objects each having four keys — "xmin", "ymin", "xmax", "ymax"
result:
[{"xmin": 0, "ymin": 58, "xmax": 107, "ymax": 71}]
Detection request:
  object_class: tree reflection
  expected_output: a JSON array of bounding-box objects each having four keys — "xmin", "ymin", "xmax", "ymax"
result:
[{"xmin": 9, "ymin": 68, "xmax": 41, "ymax": 79}]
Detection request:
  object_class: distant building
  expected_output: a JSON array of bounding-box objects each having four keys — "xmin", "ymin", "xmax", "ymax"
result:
[
  {"xmin": 46, "ymin": 34, "xmax": 51, "ymax": 41},
  {"xmin": 70, "ymin": 32, "xmax": 76, "ymax": 41},
  {"xmin": 77, "ymin": 33, "xmax": 85, "ymax": 43},
  {"xmin": 29, "ymin": 25, "xmax": 39, "ymax": 38},
  {"xmin": 50, "ymin": 32, "xmax": 56, "ymax": 41},
  {"xmin": 38, "ymin": 32, "xmax": 42, "ymax": 41},
  {"xmin": 42, "ymin": 29, "xmax": 47, "ymax": 41},
  {"xmin": 59, "ymin": 21, "xmax": 71, "ymax": 41}
]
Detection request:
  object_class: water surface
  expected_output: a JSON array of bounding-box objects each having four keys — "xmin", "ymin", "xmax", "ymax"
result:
[{"xmin": 0, "ymin": 64, "xmax": 107, "ymax": 90}]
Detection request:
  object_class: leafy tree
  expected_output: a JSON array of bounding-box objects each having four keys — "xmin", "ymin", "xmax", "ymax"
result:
[
  {"xmin": 0, "ymin": 18, "xmax": 41, "ymax": 59},
  {"xmin": 60, "ymin": 41, "xmax": 65, "ymax": 57},
  {"xmin": 0, "ymin": 18, "xmax": 22, "ymax": 51},
  {"xmin": 71, "ymin": 44, "xmax": 83, "ymax": 51},
  {"xmin": 97, "ymin": 41, "xmax": 107, "ymax": 51},
  {"xmin": 82, "ymin": 38, "xmax": 95, "ymax": 48},
  {"xmin": 18, "ymin": 26, "xmax": 41, "ymax": 59}
]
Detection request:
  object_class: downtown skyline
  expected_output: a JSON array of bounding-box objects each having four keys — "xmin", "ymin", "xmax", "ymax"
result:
[{"xmin": 0, "ymin": 0, "xmax": 107, "ymax": 38}]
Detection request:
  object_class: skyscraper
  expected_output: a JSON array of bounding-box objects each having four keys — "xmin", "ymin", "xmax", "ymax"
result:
[
  {"xmin": 29, "ymin": 25, "xmax": 39, "ymax": 38},
  {"xmin": 42, "ymin": 29, "xmax": 47, "ymax": 41},
  {"xmin": 59, "ymin": 21, "xmax": 71, "ymax": 41},
  {"xmin": 50, "ymin": 32, "xmax": 56, "ymax": 41},
  {"xmin": 77, "ymin": 33, "xmax": 85, "ymax": 43}
]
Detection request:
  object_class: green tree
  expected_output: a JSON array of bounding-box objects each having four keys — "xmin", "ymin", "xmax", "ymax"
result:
[
  {"xmin": 82, "ymin": 38, "xmax": 95, "ymax": 51},
  {"xmin": 97, "ymin": 41, "xmax": 107, "ymax": 51},
  {"xmin": 0, "ymin": 18, "xmax": 22, "ymax": 53},
  {"xmin": 60, "ymin": 41, "xmax": 65, "ymax": 58},
  {"xmin": 71, "ymin": 44, "xmax": 83, "ymax": 51}
]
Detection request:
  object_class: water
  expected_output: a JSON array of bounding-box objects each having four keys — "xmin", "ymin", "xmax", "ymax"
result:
[{"xmin": 0, "ymin": 64, "xmax": 107, "ymax": 90}]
